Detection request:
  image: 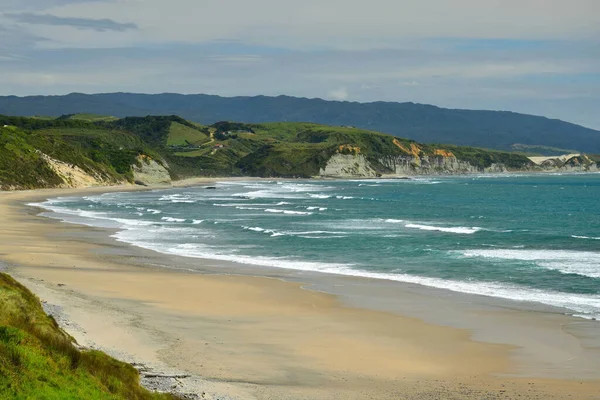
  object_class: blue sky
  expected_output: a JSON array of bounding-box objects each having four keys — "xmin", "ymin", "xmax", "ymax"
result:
[{"xmin": 1, "ymin": 0, "xmax": 599, "ymax": 129}]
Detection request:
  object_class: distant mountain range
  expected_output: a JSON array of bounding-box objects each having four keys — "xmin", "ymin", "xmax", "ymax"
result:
[{"xmin": 1, "ymin": 93, "xmax": 599, "ymax": 153}]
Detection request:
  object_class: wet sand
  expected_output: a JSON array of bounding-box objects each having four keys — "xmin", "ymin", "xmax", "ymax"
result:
[{"xmin": 1, "ymin": 186, "xmax": 600, "ymax": 399}]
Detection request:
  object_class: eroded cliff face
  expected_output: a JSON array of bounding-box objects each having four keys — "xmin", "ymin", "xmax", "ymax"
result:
[
  {"xmin": 319, "ymin": 154, "xmax": 377, "ymax": 178},
  {"xmin": 529, "ymin": 154, "xmax": 599, "ymax": 173},
  {"xmin": 318, "ymin": 153, "xmax": 507, "ymax": 178},
  {"xmin": 377, "ymin": 155, "xmax": 507, "ymax": 176},
  {"xmin": 132, "ymin": 155, "xmax": 172, "ymax": 186},
  {"xmin": 40, "ymin": 152, "xmax": 119, "ymax": 188}
]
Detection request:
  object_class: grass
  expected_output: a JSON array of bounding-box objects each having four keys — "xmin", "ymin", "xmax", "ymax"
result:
[
  {"xmin": 0, "ymin": 273, "xmax": 176, "ymax": 400},
  {"xmin": 167, "ymin": 122, "xmax": 208, "ymax": 146},
  {"xmin": 173, "ymin": 148, "xmax": 211, "ymax": 157},
  {"xmin": 64, "ymin": 114, "xmax": 119, "ymax": 122}
]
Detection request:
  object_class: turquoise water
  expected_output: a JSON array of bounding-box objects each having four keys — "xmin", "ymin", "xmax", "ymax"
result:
[{"xmin": 33, "ymin": 174, "xmax": 600, "ymax": 320}]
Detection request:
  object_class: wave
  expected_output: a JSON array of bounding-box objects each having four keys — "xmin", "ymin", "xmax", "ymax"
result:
[
  {"xmin": 406, "ymin": 224, "xmax": 482, "ymax": 234},
  {"xmin": 459, "ymin": 249, "xmax": 600, "ymax": 279},
  {"xmin": 158, "ymin": 194, "xmax": 196, "ymax": 203},
  {"xmin": 192, "ymin": 220, "xmax": 204, "ymax": 225},
  {"xmin": 264, "ymin": 209, "xmax": 312, "ymax": 215},
  {"xmin": 147, "ymin": 209, "xmax": 162, "ymax": 214},
  {"xmin": 306, "ymin": 206, "xmax": 327, "ymax": 211},
  {"xmin": 243, "ymin": 226, "xmax": 346, "ymax": 238},
  {"xmin": 309, "ymin": 194, "xmax": 331, "ymax": 199},
  {"xmin": 114, "ymin": 234, "xmax": 600, "ymax": 320},
  {"xmin": 336, "ymin": 196, "xmax": 354, "ymax": 200},
  {"xmin": 29, "ymin": 198, "xmax": 600, "ymax": 320},
  {"xmin": 161, "ymin": 217, "xmax": 186, "ymax": 223},
  {"xmin": 572, "ymin": 235, "xmax": 600, "ymax": 240}
]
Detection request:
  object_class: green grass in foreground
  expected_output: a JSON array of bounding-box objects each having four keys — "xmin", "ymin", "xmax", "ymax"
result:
[{"xmin": 0, "ymin": 273, "xmax": 176, "ymax": 400}]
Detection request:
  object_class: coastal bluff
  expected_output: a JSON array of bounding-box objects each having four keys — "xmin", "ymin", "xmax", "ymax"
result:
[{"xmin": 2, "ymin": 114, "xmax": 599, "ymax": 188}]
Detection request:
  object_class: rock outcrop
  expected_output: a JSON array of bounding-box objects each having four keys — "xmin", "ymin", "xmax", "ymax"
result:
[
  {"xmin": 319, "ymin": 154, "xmax": 377, "ymax": 178},
  {"xmin": 132, "ymin": 155, "xmax": 172, "ymax": 186},
  {"xmin": 318, "ymin": 153, "xmax": 510, "ymax": 178},
  {"xmin": 528, "ymin": 154, "xmax": 599, "ymax": 173}
]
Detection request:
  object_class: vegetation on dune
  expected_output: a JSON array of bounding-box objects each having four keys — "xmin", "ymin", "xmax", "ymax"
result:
[{"xmin": 0, "ymin": 273, "xmax": 175, "ymax": 400}]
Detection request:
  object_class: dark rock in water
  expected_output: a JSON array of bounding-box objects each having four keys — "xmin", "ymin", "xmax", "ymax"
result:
[
  {"xmin": 134, "ymin": 180, "xmax": 149, "ymax": 186},
  {"xmin": 205, "ymin": 186, "xmax": 217, "ymax": 190}
]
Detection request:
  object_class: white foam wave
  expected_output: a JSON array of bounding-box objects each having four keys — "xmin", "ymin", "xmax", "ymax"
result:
[
  {"xmin": 309, "ymin": 194, "xmax": 331, "ymax": 199},
  {"xmin": 115, "ymin": 235, "xmax": 600, "ymax": 320},
  {"xmin": 406, "ymin": 224, "xmax": 481, "ymax": 234},
  {"xmin": 307, "ymin": 207, "xmax": 328, "ymax": 211},
  {"xmin": 192, "ymin": 220, "xmax": 204, "ymax": 225},
  {"xmin": 264, "ymin": 209, "xmax": 312, "ymax": 215},
  {"xmin": 147, "ymin": 209, "xmax": 162, "ymax": 214},
  {"xmin": 161, "ymin": 217, "xmax": 186, "ymax": 223},
  {"xmin": 460, "ymin": 249, "xmax": 600, "ymax": 279},
  {"xmin": 163, "ymin": 243, "xmax": 356, "ymax": 274},
  {"xmin": 385, "ymin": 219, "xmax": 405, "ymax": 224},
  {"xmin": 572, "ymin": 235, "xmax": 600, "ymax": 240},
  {"xmin": 336, "ymin": 196, "xmax": 354, "ymax": 200}
]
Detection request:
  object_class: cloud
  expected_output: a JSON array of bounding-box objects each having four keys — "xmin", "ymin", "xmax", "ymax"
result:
[
  {"xmin": 328, "ymin": 87, "xmax": 349, "ymax": 101},
  {"xmin": 4, "ymin": 12, "xmax": 137, "ymax": 32},
  {"xmin": 2, "ymin": 0, "xmax": 106, "ymax": 12},
  {"xmin": 0, "ymin": 1, "xmax": 598, "ymax": 129}
]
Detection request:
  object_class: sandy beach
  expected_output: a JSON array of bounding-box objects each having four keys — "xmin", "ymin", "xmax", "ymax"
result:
[{"xmin": 1, "ymin": 185, "xmax": 600, "ymax": 399}]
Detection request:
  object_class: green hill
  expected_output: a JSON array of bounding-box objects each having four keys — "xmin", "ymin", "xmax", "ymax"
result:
[
  {"xmin": 0, "ymin": 116, "xmax": 167, "ymax": 189},
  {"xmin": 4, "ymin": 113, "xmax": 598, "ymax": 188},
  {"xmin": 1, "ymin": 93, "xmax": 600, "ymax": 153},
  {"xmin": 0, "ymin": 273, "xmax": 174, "ymax": 399}
]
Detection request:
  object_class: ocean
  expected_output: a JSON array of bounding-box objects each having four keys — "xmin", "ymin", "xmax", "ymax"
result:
[{"xmin": 31, "ymin": 174, "xmax": 600, "ymax": 320}]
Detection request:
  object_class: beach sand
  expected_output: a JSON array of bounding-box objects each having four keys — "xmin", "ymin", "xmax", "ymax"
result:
[{"xmin": 1, "ymin": 186, "xmax": 599, "ymax": 399}]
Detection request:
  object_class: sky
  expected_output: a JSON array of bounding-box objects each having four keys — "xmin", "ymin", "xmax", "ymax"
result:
[{"xmin": 1, "ymin": 0, "xmax": 600, "ymax": 129}]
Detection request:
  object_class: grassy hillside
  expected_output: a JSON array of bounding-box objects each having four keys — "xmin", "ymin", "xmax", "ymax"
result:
[
  {"xmin": 0, "ymin": 273, "xmax": 175, "ymax": 399},
  {"xmin": 1, "ymin": 114, "xmax": 538, "ymax": 184},
  {"xmin": 166, "ymin": 122, "xmax": 208, "ymax": 146},
  {"xmin": 0, "ymin": 116, "xmax": 165, "ymax": 189},
  {"xmin": 1, "ymin": 93, "xmax": 599, "ymax": 153}
]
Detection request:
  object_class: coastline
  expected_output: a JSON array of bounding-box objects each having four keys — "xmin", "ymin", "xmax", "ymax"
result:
[{"xmin": 1, "ymin": 184, "xmax": 600, "ymax": 399}]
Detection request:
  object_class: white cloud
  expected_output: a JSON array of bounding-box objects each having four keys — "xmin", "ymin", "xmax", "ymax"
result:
[{"xmin": 328, "ymin": 87, "xmax": 349, "ymax": 101}]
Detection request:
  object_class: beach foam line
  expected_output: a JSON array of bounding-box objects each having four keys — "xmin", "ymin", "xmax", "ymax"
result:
[
  {"xmin": 29, "ymin": 200, "xmax": 600, "ymax": 320},
  {"xmin": 406, "ymin": 223, "xmax": 482, "ymax": 234},
  {"xmin": 114, "ymin": 233, "xmax": 600, "ymax": 320},
  {"xmin": 29, "ymin": 202, "xmax": 156, "ymax": 229},
  {"xmin": 459, "ymin": 249, "xmax": 600, "ymax": 279}
]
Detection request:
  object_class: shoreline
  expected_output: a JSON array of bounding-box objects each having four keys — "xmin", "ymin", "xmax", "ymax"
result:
[{"xmin": 1, "ymin": 184, "xmax": 600, "ymax": 399}]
